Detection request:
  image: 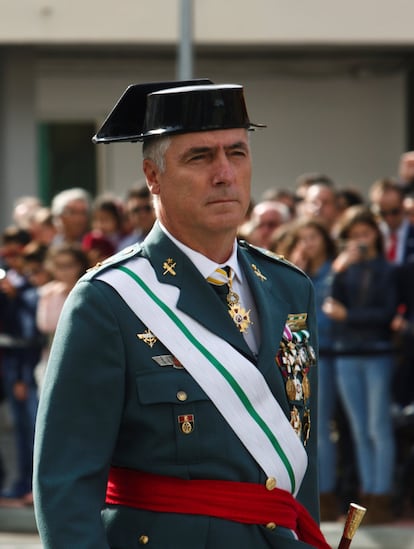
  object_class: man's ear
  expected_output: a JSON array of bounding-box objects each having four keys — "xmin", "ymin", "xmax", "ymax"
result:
[{"xmin": 143, "ymin": 159, "xmax": 161, "ymax": 195}]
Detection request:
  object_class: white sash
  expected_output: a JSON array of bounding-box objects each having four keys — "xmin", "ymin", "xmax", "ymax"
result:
[{"xmin": 97, "ymin": 257, "xmax": 307, "ymax": 495}]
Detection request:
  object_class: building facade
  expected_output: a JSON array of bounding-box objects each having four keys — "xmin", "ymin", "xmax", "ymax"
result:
[{"xmin": 0, "ymin": 0, "xmax": 413, "ymax": 226}]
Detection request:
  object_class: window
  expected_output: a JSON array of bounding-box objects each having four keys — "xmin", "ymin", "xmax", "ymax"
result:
[{"xmin": 38, "ymin": 122, "xmax": 97, "ymax": 204}]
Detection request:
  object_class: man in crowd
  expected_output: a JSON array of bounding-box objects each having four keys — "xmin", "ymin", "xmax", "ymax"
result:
[
  {"xmin": 302, "ymin": 181, "xmax": 341, "ymax": 235},
  {"xmin": 370, "ymin": 177, "xmax": 414, "ymax": 265},
  {"xmin": 121, "ymin": 183, "xmax": 157, "ymax": 248},
  {"xmin": 34, "ymin": 80, "xmax": 329, "ymax": 548},
  {"xmin": 50, "ymin": 187, "xmax": 91, "ymax": 246}
]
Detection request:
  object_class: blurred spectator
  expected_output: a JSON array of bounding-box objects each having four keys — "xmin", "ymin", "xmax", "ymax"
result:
[
  {"xmin": 295, "ymin": 173, "xmax": 335, "ymax": 217},
  {"xmin": 391, "ymin": 261, "xmax": 414, "ymax": 407},
  {"xmin": 323, "ymin": 205, "xmax": 397, "ymax": 524},
  {"xmin": 35, "ymin": 243, "xmax": 89, "ymax": 394},
  {"xmin": 243, "ymin": 200, "xmax": 291, "ymax": 249},
  {"xmin": 261, "ymin": 187, "xmax": 297, "ymax": 218},
  {"xmin": 29, "ymin": 207, "xmax": 57, "ymax": 246},
  {"xmin": 397, "ymin": 151, "xmax": 414, "ymax": 194},
  {"xmin": 82, "ymin": 231, "xmax": 116, "ymax": 268},
  {"xmin": 370, "ymin": 177, "xmax": 414, "ymax": 265},
  {"xmin": 336, "ymin": 186, "xmax": 365, "ymax": 214},
  {"xmin": 121, "ymin": 184, "xmax": 156, "ymax": 247},
  {"xmin": 22, "ymin": 243, "xmax": 52, "ymax": 290},
  {"xmin": 12, "ymin": 197, "xmax": 42, "ymax": 231},
  {"xmin": 268, "ymin": 220, "xmax": 297, "ymax": 258},
  {"xmin": 0, "ymin": 226, "xmax": 43, "ymax": 505},
  {"xmin": 295, "ymin": 172, "xmax": 335, "ymax": 200},
  {"xmin": 51, "ymin": 188, "xmax": 91, "ymax": 246},
  {"xmin": 403, "ymin": 193, "xmax": 414, "ymax": 225},
  {"xmin": 302, "ymin": 182, "xmax": 341, "ymax": 233},
  {"xmin": 89, "ymin": 193, "xmax": 127, "ymax": 251}
]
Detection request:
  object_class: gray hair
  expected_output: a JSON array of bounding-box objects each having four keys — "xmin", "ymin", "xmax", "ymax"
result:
[
  {"xmin": 142, "ymin": 136, "xmax": 171, "ymax": 173},
  {"xmin": 51, "ymin": 188, "xmax": 91, "ymax": 217}
]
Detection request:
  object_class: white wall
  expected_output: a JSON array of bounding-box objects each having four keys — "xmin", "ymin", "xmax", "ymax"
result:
[
  {"xmin": 35, "ymin": 55, "xmax": 406, "ymax": 202},
  {"xmin": 1, "ymin": 1, "xmax": 414, "ymax": 45},
  {"xmin": 0, "ymin": 50, "xmax": 37, "ymax": 228}
]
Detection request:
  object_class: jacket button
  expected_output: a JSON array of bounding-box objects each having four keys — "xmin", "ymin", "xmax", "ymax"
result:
[
  {"xmin": 176, "ymin": 390, "xmax": 188, "ymax": 401},
  {"xmin": 138, "ymin": 534, "xmax": 149, "ymax": 544},
  {"xmin": 265, "ymin": 477, "xmax": 277, "ymax": 491},
  {"xmin": 266, "ymin": 522, "xmax": 277, "ymax": 530}
]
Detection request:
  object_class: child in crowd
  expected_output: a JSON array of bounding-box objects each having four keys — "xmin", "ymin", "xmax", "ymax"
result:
[{"xmin": 35, "ymin": 244, "xmax": 89, "ymax": 393}]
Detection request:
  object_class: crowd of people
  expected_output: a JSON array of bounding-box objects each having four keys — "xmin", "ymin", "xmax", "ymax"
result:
[
  {"xmin": 0, "ymin": 183, "xmax": 156, "ymax": 507},
  {"xmin": 1, "ymin": 151, "xmax": 414, "ymax": 526}
]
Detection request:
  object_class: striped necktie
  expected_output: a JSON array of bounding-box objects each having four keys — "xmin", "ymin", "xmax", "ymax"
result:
[{"xmin": 207, "ymin": 267, "xmax": 232, "ymax": 306}]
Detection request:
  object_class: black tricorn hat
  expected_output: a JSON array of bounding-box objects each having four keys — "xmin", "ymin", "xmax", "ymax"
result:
[{"xmin": 92, "ymin": 79, "xmax": 264, "ymax": 144}]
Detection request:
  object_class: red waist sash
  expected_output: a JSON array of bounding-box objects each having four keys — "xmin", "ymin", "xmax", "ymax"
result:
[{"xmin": 106, "ymin": 467, "xmax": 331, "ymax": 549}]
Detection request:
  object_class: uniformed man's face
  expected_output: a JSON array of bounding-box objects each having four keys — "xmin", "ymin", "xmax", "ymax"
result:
[{"xmin": 144, "ymin": 129, "xmax": 252, "ymax": 247}]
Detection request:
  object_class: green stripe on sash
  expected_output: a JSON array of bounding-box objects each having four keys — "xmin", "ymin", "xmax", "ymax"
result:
[{"xmin": 118, "ymin": 264, "xmax": 296, "ymax": 492}]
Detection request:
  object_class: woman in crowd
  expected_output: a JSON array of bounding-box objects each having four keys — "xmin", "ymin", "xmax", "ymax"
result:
[
  {"xmin": 322, "ymin": 205, "xmax": 397, "ymax": 523},
  {"xmin": 288, "ymin": 218, "xmax": 340, "ymax": 520}
]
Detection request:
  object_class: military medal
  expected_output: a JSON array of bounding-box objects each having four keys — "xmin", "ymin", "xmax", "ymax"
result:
[
  {"xmin": 293, "ymin": 376, "xmax": 303, "ymax": 400},
  {"xmin": 226, "ymin": 286, "xmax": 252, "ymax": 334},
  {"xmin": 286, "ymin": 378, "xmax": 296, "ymax": 401},
  {"xmin": 228, "ymin": 303, "xmax": 252, "ymax": 333},
  {"xmin": 303, "ymin": 408, "xmax": 311, "ymax": 446},
  {"xmin": 290, "ymin": 406, "xmax": 302, "ymax": 437},
  {"xmin": 178, "ymin": 414, "xmax": 194, "ymax": 434},
  {"xmin": 302, "ymin": 372, "xmax": 311, "ymax": 400},
  {"xmin": 275, "ymin": 320, "xmax": 316, "ymax": 446}
]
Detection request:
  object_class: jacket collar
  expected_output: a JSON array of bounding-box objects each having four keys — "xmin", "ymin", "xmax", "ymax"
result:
[{"xmin": 142, "ymin": 223, "xmax": 253, "ymax": 359}]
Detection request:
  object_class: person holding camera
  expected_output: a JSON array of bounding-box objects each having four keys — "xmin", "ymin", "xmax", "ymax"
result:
[{"xmin": 322, "ymin": 205, "xmax": 397, "ymax": 524}]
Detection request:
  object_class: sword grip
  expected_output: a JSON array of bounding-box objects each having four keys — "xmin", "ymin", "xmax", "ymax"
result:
[{"xmin": 338, "ymin": 503, "xmax": 367, "ymax": 549}]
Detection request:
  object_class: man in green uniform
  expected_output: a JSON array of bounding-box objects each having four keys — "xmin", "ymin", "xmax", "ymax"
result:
[{"xmin": 33, "ymin": 80, "xmax": 330, "ymax": 548}]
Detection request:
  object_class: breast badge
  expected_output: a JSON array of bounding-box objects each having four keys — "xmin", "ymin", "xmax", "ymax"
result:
[
  {"xmin": 152, "ymin": 354, "xmax": 184, "ymax": 369},
  {"xmin": 137, "ymin": 329, "xmax": 158, "ymax": 348},
  {"xmin": 178, "ymin": 414, "xmax": 194, "ymax": 434}
]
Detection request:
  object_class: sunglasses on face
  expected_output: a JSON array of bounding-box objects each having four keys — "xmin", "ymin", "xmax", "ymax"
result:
[
  {"xmin": 130, "ymin": 205, "xmax": 152, "ymax": 215},
  {"xmin": 379, "ymin": 208, "xmax": 402, "ymax": 217}
]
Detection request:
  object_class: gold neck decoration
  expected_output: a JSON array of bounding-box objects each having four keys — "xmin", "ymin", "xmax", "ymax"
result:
[{"xmin": 225, "ymin": 270, "xmax": 252, "ymax": 334}]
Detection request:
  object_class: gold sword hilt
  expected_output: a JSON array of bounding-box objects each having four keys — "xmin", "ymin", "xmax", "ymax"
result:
[{"xmin": 337, "ymin": 503, "xmax": 367, "ymax": 549}]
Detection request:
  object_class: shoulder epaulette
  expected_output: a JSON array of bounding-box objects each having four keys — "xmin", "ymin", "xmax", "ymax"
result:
[
  {"xmin": 81, "ymin": 243, "xmax": 142, "ymax": 281},
  {"xmin": 239, "ymin": 240, "xmax": 307, "ymax": 276}
]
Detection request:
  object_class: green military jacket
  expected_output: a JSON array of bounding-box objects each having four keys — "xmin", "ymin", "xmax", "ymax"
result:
[{"xmin": 34, "ymin": 223, "xmax": 321, "ymax": 549}]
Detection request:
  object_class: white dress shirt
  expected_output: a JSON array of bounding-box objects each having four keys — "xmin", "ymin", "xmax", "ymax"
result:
[{"xmin": 159, "ymin": 223, "xmax": 260, "ymax": 354}]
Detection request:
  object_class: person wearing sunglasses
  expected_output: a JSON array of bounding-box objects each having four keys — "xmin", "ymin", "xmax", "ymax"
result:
[
  {"xmin": 370, "ymin": 177, "xmax": 414, "ymax": 265},
  {"xmin": 120, "ymin": 183, "xmax": 157, "ymax": 249}
]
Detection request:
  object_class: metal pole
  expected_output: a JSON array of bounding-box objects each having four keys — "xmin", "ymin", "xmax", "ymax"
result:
[{"xmin": 177, "ymin": 0, "xmax": 194, "ymax": 80}]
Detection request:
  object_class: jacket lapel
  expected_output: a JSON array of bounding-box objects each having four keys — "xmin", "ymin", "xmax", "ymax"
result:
[
  {"xmin": 238, "ymin": 249, "xmax": 290, "ymax": 378},
  {"xmin": 142, "ymin": 224, "xmax": 253, "ymax": 359}
]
